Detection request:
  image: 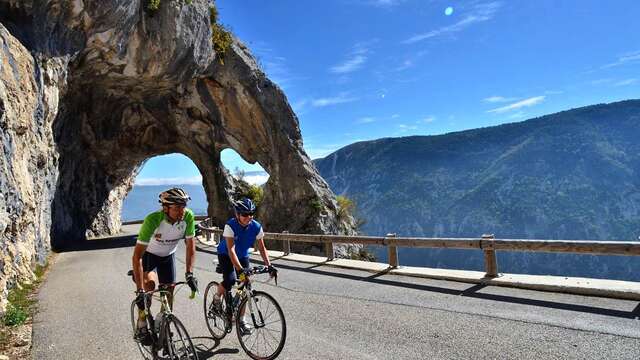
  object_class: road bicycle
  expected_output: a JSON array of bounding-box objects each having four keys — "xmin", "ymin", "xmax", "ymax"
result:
[
  {"xmin": 128, "ymin": 270, "xmax": 199, "ymax": 360},
  {"xmin": 203, "ymin": 265, "xmax": 286, "ymax": 360}
]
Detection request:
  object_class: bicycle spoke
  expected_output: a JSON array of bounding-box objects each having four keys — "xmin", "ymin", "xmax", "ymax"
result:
[
  {"xmin": 237, "ymin": 291, "xmax": 286, "ymax": 360},
  {"xmin": 204, "ymin": 282, "xmax": 229, "ymax": 340},
  {"xmin": 164, "ymin": 316, "xmax": 197, "ymax": 360}
]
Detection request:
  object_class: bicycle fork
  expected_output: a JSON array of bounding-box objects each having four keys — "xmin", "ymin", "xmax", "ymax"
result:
[{"xmin": 246, "ymin": 294, "xmax": 267, "ymax": 329}]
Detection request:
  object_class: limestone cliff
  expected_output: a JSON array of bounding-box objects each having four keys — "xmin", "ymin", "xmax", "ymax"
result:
[{"xmin": 0, "ymin": 0, "xmax": 355, "ymax": 308}]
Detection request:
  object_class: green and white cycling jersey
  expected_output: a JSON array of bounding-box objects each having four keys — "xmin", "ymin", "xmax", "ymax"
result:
[{"xmin": 137, "ymin": 209, "xmax": 196, "ymax": 257}]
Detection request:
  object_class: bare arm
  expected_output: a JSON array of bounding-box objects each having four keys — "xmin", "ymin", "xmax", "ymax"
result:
[
  {"xmin": 256, "ymin": 237, "xmax": 271, "ymax": 267},
  {"xmin": 225, "ymin": 236, "xmax": 243, "ymax": 271},
  {"xmin": 185, "ymin": 237, "xmax": 195, "ymax": 273},
  {"xmin": 132, "ymin": 243, "xmax": 147, "ymax": 291}
]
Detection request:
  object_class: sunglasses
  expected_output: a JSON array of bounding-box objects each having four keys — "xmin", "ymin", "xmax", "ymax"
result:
[{"xmin": 238, "ymin": 212, "xmax": 254, "ymax": 218}]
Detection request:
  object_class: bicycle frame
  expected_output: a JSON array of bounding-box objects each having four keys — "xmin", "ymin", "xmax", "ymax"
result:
[
  {"xmin": 225, "ymin": 268, "xmax": 274, "ymax": 329},
  {"xmin": 139, "ymin": 282, "xmax": 186, "ymax": 352}
]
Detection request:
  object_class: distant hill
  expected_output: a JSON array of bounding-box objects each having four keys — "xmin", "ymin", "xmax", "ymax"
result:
[
  {"xmin": 314, "ymin": 100, "xmax": 640, "ymax": 281},
  {"xmin": 122, "ymin": 170, "xmax": 269, "ymax": 221},
  {"xmin": 122, "ymin": 184, "xmax": 208, "ymax": 221}
]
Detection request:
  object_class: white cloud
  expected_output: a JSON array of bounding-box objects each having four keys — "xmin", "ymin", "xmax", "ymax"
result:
[
  {"xmin": 357, "ymin": 117, "xmax": 376, "ymax": 124},
  {"xmin": 330, "ymin": 41, "xmax": 376, "ymax": 74},
  {"xmin": 391, "ymin": 114, "xmax": 400, "ymax": 119},
  {"xmin": 395, "ymin": 59, "xmax": 414, "ymax": 71},
  {"xmin": 403, "ymin": 2, "xmax": 501, "ymax": 44},
  {"xmin": 422, "ymin": 116, "xmax": 436, "ymax": 123},
  {"xmin": 136, "ymin": 176, "xmax": 202, "ymax": 186},
  {"xmin": 234, "ymin": 173, "xmax": 269, "ymax": 186},
  {"xmin": 311, "ymin": 93, "xmax": 358, "ymax": 107},
  {"xmin": 590, "ymin": 78, "xmax": 613, "ymax": 85},
  {"xmin": 291, "ymin": 99, "xmax": 309, "ymax": 113},
  {"xmin": 330, "ymin": 55, "xmax": 367, "ymax": 74},
  {"xmin": 483, "ymin": 96, "xmax": 516, "ymax": 103},
  {"xmin": 614, "ymin": 78, "xmax": 638, "ymax": 86},
  {"xmin": 369, "ymin": 0, "xmax": 404, "ymax": 7},
  {"xmin": 251, "ymin": 41, "xmax": 306, "ymax": 89},
  {"xmin": 304, "ymin": 144, "xmax": 348, "ymax": 159},
  {"xmin": 601, "ymin": 50, "xmax": 640, "ymax": 69},
  {"xmin": 398, "ymin": 124, "xmax": 418, "ymax": 131},
  {"xmin": 487, "ymin": 96, "xmax": 545, "ymax": 114}
]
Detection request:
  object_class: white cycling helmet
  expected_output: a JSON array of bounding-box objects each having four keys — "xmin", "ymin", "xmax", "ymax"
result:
[{"xmin": 159, "ymin": 188, "xmax": 190, "ymax": 206}]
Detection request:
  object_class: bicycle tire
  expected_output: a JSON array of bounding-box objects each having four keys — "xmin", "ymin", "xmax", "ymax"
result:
[
  {"xmin": 236, "ymin": 291, "xmax": 287, "ymax": 360},
  {"xmin": 162, "ymin": 314, "xmax": 199, "ymax": 360},
  {"xmin": 203, "ymin": 281, "xmax": 229, "ymax": 340},
  {"xmin": 130, "ymin": 300, "xmax": 154, "ymax": 360}
]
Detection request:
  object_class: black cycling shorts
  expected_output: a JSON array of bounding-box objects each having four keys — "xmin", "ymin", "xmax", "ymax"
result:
[
  {"xmin": 218, "ymin": 253, "xmax": 250, "ymax": 290},
  {"xmin": 142, "ymin": 252, "xmax": 176, "ymax": 285}
]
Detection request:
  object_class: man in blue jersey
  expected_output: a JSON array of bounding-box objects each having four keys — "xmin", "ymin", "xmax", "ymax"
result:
[
  {"xmin": 132, "ymin": 187, "xmax": 199, "ymax": 341},
  {"xmin": 215, "ymin": 197, "xmax": 275, "ymax": 334}
]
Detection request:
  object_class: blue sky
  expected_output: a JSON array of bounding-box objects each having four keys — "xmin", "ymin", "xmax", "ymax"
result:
[{"xmin": 136, "ymin": 0, "xmax": 640, "ymax": 185}]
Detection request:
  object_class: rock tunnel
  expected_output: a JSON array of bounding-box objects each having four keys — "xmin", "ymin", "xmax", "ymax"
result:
[{"xmin": 0, "ymin": 1, "xmax": 354, "ymax": 255}]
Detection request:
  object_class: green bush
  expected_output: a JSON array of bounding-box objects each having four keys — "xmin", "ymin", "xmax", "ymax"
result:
[
  {"xmin": 147, "ymin": 0, "xmax": 161, "ymax": 11},
  {"xmin": 309, "ymin": 198, "xmax": 323, "ymax": 212},
  {"xmin": 336, "ymin": 195, "xmax": 355, "ymax": 220},
  {"xmin": 231, "ymin": 170, "xmax": 265, "ymax": 207},
  {"xmin": 3, "ymin": 304, "xmax": 28, "ymax": 327},
  {"xmin": 246, "ymin": 185, "xmax": 264, "ymax": 207},
  {"xmin": 210, "ymin": 5, "xmax": 233, "ymax": 64},
  {"xmin": 2, "ymin": 261, "xmax": 48, "ymax": 327}
]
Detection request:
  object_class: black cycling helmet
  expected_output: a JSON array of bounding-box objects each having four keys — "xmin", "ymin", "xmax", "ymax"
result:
[
  {"xmin": 234, "ymin": 198, "xmax": 256, "ymax": 214},
  {"xmin": 159, "ymin": 187, "xmax": 191, "ymax": 206}
]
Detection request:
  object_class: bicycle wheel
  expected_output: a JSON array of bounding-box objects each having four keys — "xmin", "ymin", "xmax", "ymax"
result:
[
  {"xmin": 162, "ymin": 314, "xmax": 199, "ymax": 360},
  {"xmin": 236, "ymin": 291, "xmax": 286, "ymax": 360},
  {"xmin": 203, "ymin": 281, "xmax": 229, "ymax": 340},
  {"xmin": 130, "ymin": 300, "xmax": 153, "ymax": 359}
]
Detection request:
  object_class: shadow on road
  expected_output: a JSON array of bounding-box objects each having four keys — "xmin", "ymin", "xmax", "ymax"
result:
[
  {"xmin": 56, "ymin": 234, "xmax": 137, "ymax": 252},
  {"xmin": 195, "ymin": 246, "xmax": 640, "ymax": 320},
  {"xmin": 248, "ymin": 253, "xmax": 640, "ymax": 320},
  {"xmin": 191, "ymin": 336, "xmax": 239, "ymax": 359}
]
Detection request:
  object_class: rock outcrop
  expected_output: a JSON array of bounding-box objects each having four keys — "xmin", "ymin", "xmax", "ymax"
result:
[{"xmin": 0, "ymin": 0, "xmax": 355, "ymax": 308}]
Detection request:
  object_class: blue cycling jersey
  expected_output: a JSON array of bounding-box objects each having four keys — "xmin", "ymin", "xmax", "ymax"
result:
[{"xmin": 217, "ymin": 218, "xmax": 264, "ymax": 258}]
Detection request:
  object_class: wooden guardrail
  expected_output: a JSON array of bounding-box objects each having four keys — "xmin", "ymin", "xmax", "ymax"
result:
[{"xmin": 195, "ymin": 219, "xmax": 640, "ymax": 278}]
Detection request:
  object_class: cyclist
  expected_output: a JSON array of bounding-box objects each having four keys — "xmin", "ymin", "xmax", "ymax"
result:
[
  {"xmin": 132, "ymin": 187, "xmax": 199, "ymax": 342},
  {"xmin": 214, "ymin": 197, "xmax": 275, "ymax": 334}
]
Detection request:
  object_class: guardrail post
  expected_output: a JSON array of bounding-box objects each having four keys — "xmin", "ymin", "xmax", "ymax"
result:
[
  {"xmin": 325, "ymin": 241, "xmax": 334, "ymax": 261},
  {"xmin": 282, "ymin": 231, "xmax": 290, "ymax": 255},
  {"xmin": 386, "ymin": 233, "xmax": 398, "ymax": 268},
  {"xmin": 482, "ymin": 234, "xmax": 498, "ymax": 278},
  {"xmin": 212, "ymin": 226, "xmax": 219, "ymax": 244}
]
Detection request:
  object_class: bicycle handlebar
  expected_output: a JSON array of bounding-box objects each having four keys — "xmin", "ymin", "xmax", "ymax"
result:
[
  {"xmin": 137, "ymin": 282, "xmax": 197, "ymax": 300},
  {"xmin": 238, "ymin": 265, "xmax": 278, "ymax": 285}
]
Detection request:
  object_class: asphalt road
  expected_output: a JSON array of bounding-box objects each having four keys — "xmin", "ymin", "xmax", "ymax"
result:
[{"xmin": 33, "ymin": 236, "xmax": 640, "ymax": 359}]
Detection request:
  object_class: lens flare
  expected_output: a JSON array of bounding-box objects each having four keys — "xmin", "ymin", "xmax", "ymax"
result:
[{"xmin": 445, "ymin": 6, "xmax": 454, "ymax": 16}]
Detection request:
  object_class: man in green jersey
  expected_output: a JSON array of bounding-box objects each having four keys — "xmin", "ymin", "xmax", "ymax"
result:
[{"xmin": 132, "ymin": 187, "xmax": 199, "ymax": 341}]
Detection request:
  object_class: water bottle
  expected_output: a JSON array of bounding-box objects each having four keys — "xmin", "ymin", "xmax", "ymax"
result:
[{"xmin": 154, "ymin": 314, "xmax": 162, "ymax": 334}]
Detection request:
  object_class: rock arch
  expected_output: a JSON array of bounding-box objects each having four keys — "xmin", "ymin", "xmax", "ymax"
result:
[{"xmin": 0, "ymin": 0, "xmax": 354, "ymax": 302}]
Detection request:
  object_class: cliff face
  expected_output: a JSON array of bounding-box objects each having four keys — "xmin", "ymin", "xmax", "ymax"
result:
[{"xmin": 0, "ymin": 0, "xmax": 354, "ymax": 308}]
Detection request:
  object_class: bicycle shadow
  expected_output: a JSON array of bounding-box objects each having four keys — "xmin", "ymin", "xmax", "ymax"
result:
[{"xmin": 190, "ymin": 336, "xmax": 240, "ymax": 359}]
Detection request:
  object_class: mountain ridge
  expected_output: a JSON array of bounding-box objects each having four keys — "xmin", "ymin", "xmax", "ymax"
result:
[{"xmin": 314, "ymin": 99, "xmax": 640, "ymax": 280}]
